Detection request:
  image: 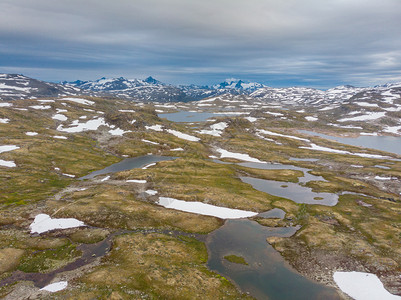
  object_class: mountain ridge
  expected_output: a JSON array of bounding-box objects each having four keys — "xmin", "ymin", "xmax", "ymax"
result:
[{"xmin": 1, "ymin": 73, "xmax": 400, "ymax": 106}]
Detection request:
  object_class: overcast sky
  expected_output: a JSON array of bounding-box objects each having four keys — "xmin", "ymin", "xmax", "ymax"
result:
[{"xmin": 1, "ymin": 0, "xmax": 400, "ymax": 88}]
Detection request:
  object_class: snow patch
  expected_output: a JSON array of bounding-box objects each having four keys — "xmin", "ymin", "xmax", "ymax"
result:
[
  {"xmin": 100, "ymin": 176, "xmax": 110, "ymax": 182},
  {"xmin": 0, "ymin": 159, "xmax": 16, "ymax": 167},
  {"xmin": 109, "ymin": 128, "xmax": 131, "ymax": 136},
  {"xmin": 333, "ymin": 271, "xmax": 401, "ymax": 300},
  {"xmin": 245, "ymin": 117, "xmax": 258, "ymax": 122},
  {"xmin": 383, "ymin": 125, "xmax": 401, "ymax": 134},
  {"xmin": 25, "ymin": 132, "xmax": 38, "ymax": 136},
  {"xmin": 62, "ymin": 173, "xmax": 76, "ymax": 178},
  {"xmin": 61, "ymin": 97, "xmax": 94, "ymax": 105},
  {"xmin": 30, "ymin": 214, "xmax": 85, "ymax": 234},
  {"xmin": 338, "ymin": 112, "xmax": 386, "ymax": 122},
  {"xmin": 40, "ymin": 281, "xmax": 68, "ymax": 292},
  {"xmin": 158, "ymin": 197, "xmax": 258, "ymax": 219},
  {"xmin": 57, "ymin": 117, "xmax": 107, "ymax": 133},
  {"xmin": 0, "ymin": 145, "xmax": 20, "ymax": 153},
  {"xmin": 29, "ymin": 105, "xmax": 51, "ymax": 110},
  {"xmin": 37, "ymin": 99, "xmax": 55, "ymax": 103},
  {"xmin": 52, "ymin": 114, "xmax": 68, "ymax": 121},
  {"xmin": 257, "ymin": 129, "xmax": 310, "ymax": 142},
  {"xmin": 375, "ymin": 176, "xmax": 393, "ymax": 180},
  {"xmin": 198, "ymin": 122, "xmax": 228, "ymax": 137},
  {"xmin": 305, "ymin": 116, "xmax": 318, "ymax": 121},
  {"xmin": 142, "ymin": 163, "xmax": 156, "ymax": 169},
  {"xmin": 216, "ymin": 148, "xmax": 265, "ymax": 163},
  {"xmin": 300, "ymin": 143, "xmax": 390, "ymax": 159},
  {"xmin": 127, "ymin": 179, "xmax": 147, "ymax": 183},
  {"xmin": 145, "ymin": 190, "xmax": 158, "ymax": 196},
  {"xmin": 167, "ymin": 129, "xmax": 200, "ymax": 142},
  {"xmin": 356, "ymin": 102, "xmax": 379, "ymax": 107},
  {"xmin": 142, "ymin": 139, "xmax": 159, "ymax": 145},
  {"xmin": 145, "ymin": 124, "xmax": 164, "ymax": 132}
]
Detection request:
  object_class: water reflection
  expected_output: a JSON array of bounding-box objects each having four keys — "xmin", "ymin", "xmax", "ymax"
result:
[
  {"xmin": 79, "ymin": 155, "xmax": 177, "ymax": 180},
  {"xmin": 206, "ymin": 219, "xmax": 340, "ymax": 300},
  {"xmin": 299, "ymin": 130, "xmax": 401, "ymax": 156}
]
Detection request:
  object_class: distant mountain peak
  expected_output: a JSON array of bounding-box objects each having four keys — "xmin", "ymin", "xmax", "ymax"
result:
[
  {"xmin": 213, "ymin": 78, "xmax": 265, "ymax": 91},
  {"xmin": 144, "ymin": 76, "xmax": 160, "ymax": 84}
]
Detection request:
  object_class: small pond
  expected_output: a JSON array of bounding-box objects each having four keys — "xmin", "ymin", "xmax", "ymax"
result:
[
  {"xmin": 158, "ymin": 110, "xmax": 248, "ymax": 123},
  {"xmin": 213, "ymin": 159, "xmax": 337, "ymax": 206},
  {"xmin": 256, "ymin": 208, "xmax": 286, "ymax": 219},
  {"xmin": 159, "ymin": 111, "xmax": 216, "ymax": 122},
  {"xmin": 237, "ymin": 161, "xmax": 326, "ymax": 183},
  {"xmin": 206, "ymin": 219, "xmax": 340, "ymax": 300},
  {"xmin": 289, "ymin": 157, "xmax": 319, "ymax": 162},
  {"xmin": 79, "ymin": 155, "xmax": 177, "ymax": 180},
  {"xmin": 241, "ymin": 176, "xmax": 338, "ymax": 206},
  {"xmin": 299, "ymin": 130, "xmax": 401, "ymax": 156}
]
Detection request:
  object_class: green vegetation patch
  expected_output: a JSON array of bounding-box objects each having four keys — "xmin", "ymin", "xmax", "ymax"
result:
[
  {"xmin": 46, "ymin": 185, "xmax": 222, "ymax": 234},
  {"xmin": 76, "ymin": 233, "xmax": 251, "ymax": 299},
  {"xmin": 17, "ymin": 243, "xmax": 81, "ymax": 273},
  {"xmin": 224, "ymin": 255, "xmax": 248, "ymax": 265},
  {"xmin": 124, "ymin": 157, "xmax": 280, "ymax": 212}
]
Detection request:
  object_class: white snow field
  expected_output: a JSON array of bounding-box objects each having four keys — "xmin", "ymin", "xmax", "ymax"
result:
[
  {"xmin": 126, "ymin": 179, "xmax": 147, "ymax": 183},
  {"xmin": 0, "ymin": 145, "xmax": 19, "ymax": 167},
  {"xmin": 198, "ymin": 122, "xmax": 228, "ymax": 137},
  {"xmin": 257, "ymin": 129, "xmax": 310, "ymax": 142},
  {"xmin": 30, "ymin": 214, "xmax": 85, "ymax": 234},
  {"xmin": 57, "ymin": 117, "xmax": 107, "ymax": 133},
  {"xmin": 158, "ymin": 197, "xmax": 258, "ymax": 219},
  {"xmin": 167, "ymin": 129, "xmax": 200, "ymax": 142},
  {"xmin": 300, "ymin": 143, "xmax": 390, "ymax": 159},
  {"xmin": 61, "ymin": 97, "xmax": 95, "ymax": 105},
  {"xmin": 333, "ymin": 271, "xmax": 401, "ymax": 300},
  {"xmin": 40, "ymin": 281, "xmax": 68, "ymax": 292},
  {"xmin": 215, "ymin": 148, "xmax": 266, "ymax": 163},
  {"xmin": 338, "ymin": 112, "xmax": 386, "ymax": 122}
]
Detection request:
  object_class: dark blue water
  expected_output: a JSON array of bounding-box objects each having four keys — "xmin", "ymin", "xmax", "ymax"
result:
[
  {"xmin": 79, "ymin": 155, "xmax": 176, "ymax": 180},
  {"xmin": 206, "ymin": 219, "xmax": 340, "ymax": 300}
]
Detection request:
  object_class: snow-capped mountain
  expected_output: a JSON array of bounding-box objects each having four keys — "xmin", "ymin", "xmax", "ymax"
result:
[
  {"xmin": 64, "ymin": 77, "xmax": 268, "ymax": 102},
  {"xmin": 0, "ymin": 74, "xmax": 87, "ymax": 100},
  {"xmin": 212, "ymin": 78, "xmax": 266, "ymax": 91},
  {"xmin": 250, "ymin": 85, "xmax": 369, "ymax": 106},
  {"xmin": 66, "ymin": 76, "xmax": 190, "ymax": 102},
  {"xmin": 1, "ymin": 73, "xmax": 400, "ymax": 110}
]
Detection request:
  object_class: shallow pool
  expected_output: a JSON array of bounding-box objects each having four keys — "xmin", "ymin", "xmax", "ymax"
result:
[
  {"xmin": 79, "ymin": 155, "xmax": 176, "ymax": 180},
  {"xmin": 299, "ymin": 130, "xmax": 401, "ymax": 156},
  {"xmin": 206, "ymin": 219, "xmax": 340, "ymax": 299}
]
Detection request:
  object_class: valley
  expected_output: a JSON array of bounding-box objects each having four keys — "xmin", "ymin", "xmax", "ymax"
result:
[{"xmin": 0, "ymin": 76, "xmax": 400, "ymax": 299}]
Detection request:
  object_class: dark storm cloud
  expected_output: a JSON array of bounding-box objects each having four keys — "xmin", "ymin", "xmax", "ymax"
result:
[{"xmin": 1, "ymin": 0, "xmax": 400, "ymax": 87}]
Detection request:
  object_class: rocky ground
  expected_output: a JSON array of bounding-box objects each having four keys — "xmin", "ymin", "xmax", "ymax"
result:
[{"xmin": 0, "ymin": 94, "xmax": 400, "ymax": 299}]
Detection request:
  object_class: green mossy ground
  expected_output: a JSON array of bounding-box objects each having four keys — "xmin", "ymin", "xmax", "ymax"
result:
[
  {"xmin": 1, "ymin": 96, "xmax": 400, "ymax": 297},
  {"xmin": 224, "ymin": 255, "xmax": 248, "ymax": 265}
]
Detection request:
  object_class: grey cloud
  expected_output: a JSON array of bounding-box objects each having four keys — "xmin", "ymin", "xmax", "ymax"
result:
[{"xmin": 0, "ymin": 0, "xmax": 400, "ymax": 87}]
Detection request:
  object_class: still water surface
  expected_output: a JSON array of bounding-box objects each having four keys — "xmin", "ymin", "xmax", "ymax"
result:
[
  {"xmin": 158, "ymin": 110, "xmax": 246, "ymax": 122},
  {"xmin": 206, "ymin": 219, "xmax": 340, "ymax": 300},
  {"xmin": 299, "ymin": 130, "xmax": 401, "ymax": 156},
  {"xmin": 79, "ymin": 155, "xmax": 176, "ymax": 180},
  {"xmin": 80, "ymin": 155, "xmax": 341, "ymax": 298}
]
